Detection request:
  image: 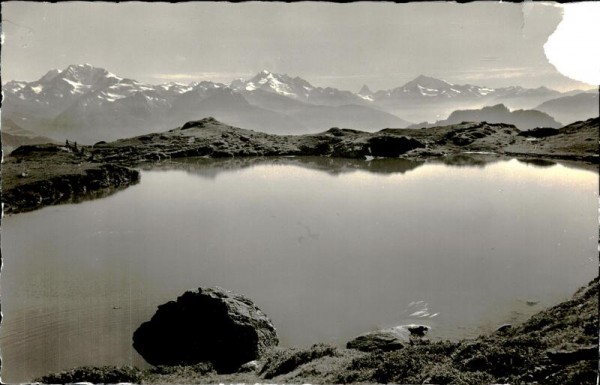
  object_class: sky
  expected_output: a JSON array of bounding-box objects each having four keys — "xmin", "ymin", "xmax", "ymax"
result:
[{"xmin": 1, "ymin": 1, "xmax": 597, "ymax": 92}]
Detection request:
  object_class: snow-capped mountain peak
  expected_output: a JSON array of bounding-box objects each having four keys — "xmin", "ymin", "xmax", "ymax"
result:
[
  {"xmin": 158, "ymin": 82, "xmax": 195, "ymax": 94},
  {"xmin": 4, "ymin": 81, "xmax": 28, "ymax": 93},
  {"xmin": 357, "ymin": 85, "xmax": 374, "ymax": 101},
  {"xmin": 358, "ymin": 84, "xmax": 373, "ymax": 96},
  {"xmin": 229, "ymin": 78, "xmax": 245, "ymax": 90},
  {"xmin": 402, "ymin": 75, "xmax": 453, "ymax": 91},
  {"xmin": 371, "ymin": 75, "xmax": 558, "ymax": 101},
  {"xmin": 39, "ymin": 69, "xmax": 63, "ymax": 83},
  {"xmin": 358, "ymin": 84, "xmax": 373, "ymax": 95},
  {"xmin": 232, "ymin": 70, "xmax": 316, "ymax": 98},
  {"xmin": 61, "ymin": 64, "xmax": 121, "ymax": 86}
]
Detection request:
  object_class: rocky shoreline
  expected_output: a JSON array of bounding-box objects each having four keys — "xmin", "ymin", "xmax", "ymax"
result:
[
  {"xmin": 2, "ymin": 144, "xmax": 140, "ymax": 214},
  {"xmin": 2, "ymin": 117, "xmax": 598, "ymax": 214},
  {"xmin": 35, "ymin": 277, "xmax": 599, "ymax": 384}
]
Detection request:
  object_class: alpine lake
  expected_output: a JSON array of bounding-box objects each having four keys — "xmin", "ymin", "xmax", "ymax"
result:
[{"xmin": 1, "ymin": 155, "xmax": 597, "ymax": 383}]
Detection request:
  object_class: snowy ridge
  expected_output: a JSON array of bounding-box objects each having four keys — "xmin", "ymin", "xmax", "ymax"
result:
[
  {"xmin": 372, "ymin": 75, "xmax": 562, "ymax": 103},
  {"xmin": 4, "ymin": 66, "xmax": 567, "ymax": 114},
  {"xmin": 230, "ymin": 70, "xmax": 369, "ymax": 106}
]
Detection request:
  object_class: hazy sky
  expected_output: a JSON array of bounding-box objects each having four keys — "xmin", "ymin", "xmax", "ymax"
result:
[{"xmin": 1, "ymin": 1, "xmax": 595, "ymax": 92}]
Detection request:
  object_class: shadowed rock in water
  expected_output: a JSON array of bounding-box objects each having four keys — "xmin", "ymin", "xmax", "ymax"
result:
[
  {"xmin": 132, "ymin": 287, "xmax": 279, "ymax": 373},
  {"xmin": 517, "ymin": 158, "xmax": 556, "ymax": 167}
]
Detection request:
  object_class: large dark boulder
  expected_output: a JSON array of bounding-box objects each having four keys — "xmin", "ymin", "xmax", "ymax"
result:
[
  {"xmin": 546, "ymin": 345, "xmax": 598, "ymax": 364},
  {"xmin": 180, "ymin": 117, "xmax": 218, "ymax": 130},
  {"xmin": 518, "ymin": 127, "xmax": 560, "ymax": 138},
  {"xmin": 132, "ymin": 287, "xmax": 279, "ymax": 373},
  {"xmin": 368, "ymin": 136, "xmax": 424, "ymax": 157}
]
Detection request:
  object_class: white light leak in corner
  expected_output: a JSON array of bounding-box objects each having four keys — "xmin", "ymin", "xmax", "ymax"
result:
[{"xmin": 544, "ymin": 2, "xmax": 600, "ymax": 85}]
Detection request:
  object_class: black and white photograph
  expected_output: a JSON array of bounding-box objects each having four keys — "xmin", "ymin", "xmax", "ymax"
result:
[{"xmin": 0, "ymin": 1, "xmax": 598, "ymax": 384}]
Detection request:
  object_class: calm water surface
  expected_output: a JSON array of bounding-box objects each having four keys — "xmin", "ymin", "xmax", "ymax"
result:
[{"xmin": 1, "ymin": 157, "xmax": 597, "ymax": 382}]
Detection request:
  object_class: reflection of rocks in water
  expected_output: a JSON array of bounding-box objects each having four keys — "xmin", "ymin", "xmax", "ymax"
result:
[
  {"xmin": 68, "ymin": 183, "xmax": 139, "ymax": 205},
  {"xmin": 366, "ymin": 158, "xmax": 425, "ymax": 174},
  {"xmin": 437, "ymin": 154, "xmax": 504, "ymax": 168},
  {"xmin": 138, "ymin": 157, "xmax": 269, "ymax": 179},
  {"xmin": 139, "ymin": 156, "xmax": 425, "ymax": 179},
  {"xmin": 278, "ymin": 157, "xmax": 424, "ymax": 176},
  {"xmin": 516, "ymin": 158, "xmax": 557, "ymax": 168}
]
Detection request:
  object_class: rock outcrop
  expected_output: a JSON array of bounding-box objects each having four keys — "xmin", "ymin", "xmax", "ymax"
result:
[
  {"xmin": 132, "ymin": 287, "xmax": 279, "ymax": 373},
  {"xmin": 346, "ymin": 329, "xmax": 407, "ymax": 352}
]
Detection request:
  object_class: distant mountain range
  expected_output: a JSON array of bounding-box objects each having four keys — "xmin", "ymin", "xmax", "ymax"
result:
[
  {"xmin": 534, "ymin": 92, "xmax": 599, "ymax": 126},
  {"xmin": 1, "ymin": 64, "xmax": 597, "ymax": 144},
  {"xmin": 409, "ymin": 104, "xmax": 562, "ymax": 130}
]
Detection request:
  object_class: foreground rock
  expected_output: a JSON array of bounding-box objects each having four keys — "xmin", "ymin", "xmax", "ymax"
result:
[{"xmin": 132, "ymin": 286, "xmax": 279, "ymax": 373}]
